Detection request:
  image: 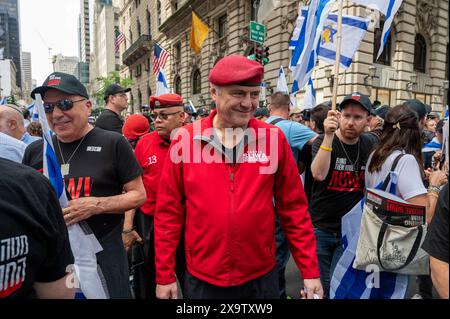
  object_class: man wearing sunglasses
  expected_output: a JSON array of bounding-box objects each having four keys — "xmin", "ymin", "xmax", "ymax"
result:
[
  {"xmin": 22, "ymin": 72, "xmax": 146, "ymax": 299},
  {"xmin": 95, "ymin": 84, "xmax": 131, "ymax": 134},
  {"xmin": 132, "ymin": 93, "xmax": 186, "ymax": 299}
]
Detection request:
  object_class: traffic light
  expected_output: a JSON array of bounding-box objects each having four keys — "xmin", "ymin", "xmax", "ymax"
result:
[
  {"xmin": 262, "ymin": 46, "xmax": 270, "ymax": 65},
  {"xmin": 255, "ymin": 47, "xmax": 263, "ymax": 64}
]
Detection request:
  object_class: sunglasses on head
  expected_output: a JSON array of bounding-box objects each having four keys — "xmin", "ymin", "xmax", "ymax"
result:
[{"xmin": 43, "ymin": 98, "xmax": 87, "ymax": 114}]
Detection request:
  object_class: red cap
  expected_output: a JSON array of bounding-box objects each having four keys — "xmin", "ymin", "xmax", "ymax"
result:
[
  {"xmin": 149, "ymin": 93, "xmax": 183, "ymax": 110},
  {"xmin": 209, "ymin": 55, "xmax": 264, "ymax": 86},
  {"xmin": 122, "ymin": 114, "xmax": 149, "ymax": 140}
]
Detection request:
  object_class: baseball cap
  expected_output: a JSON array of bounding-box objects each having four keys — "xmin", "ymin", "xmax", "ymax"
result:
[
  {"xmin": 31, "ymin": 72, "xmax": 88, "ymax": 99},
  {"xmin": 122, "ymin": 114, "xmax": 150, "ymax": 140},
  {"xmin": 289, "ymin": 107, "xmax": 302, "ymax": 116},
  {"xmin": 104, "ymin": 84, "xmax": 131, "ymax": 101},
  {"xmin": 339, "ymin": 92, "xmax": 373, "ymax": 115},
  {"xmin": 375, "ymin": 105, "xmax": 390, "ymax": 120},
  {"xmin": 404, "ymin": 99, "xmax": 430, "ymax": 119}
]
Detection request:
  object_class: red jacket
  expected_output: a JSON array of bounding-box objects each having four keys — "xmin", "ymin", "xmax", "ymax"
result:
[
  {"xmin": 134, "ymin": 131, "xmax": 170, "ymax": 216},
  {"xmin": 154, "ymin": 109, "xmax": 319, "ymax": 287}
]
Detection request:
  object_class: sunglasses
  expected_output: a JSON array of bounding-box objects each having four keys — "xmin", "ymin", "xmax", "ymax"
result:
[
  {"xmin": 152, "ymin": 110, "xmax": 182, "ymax": 121},
  {"xmin": 43, "ymin": 98, "xmax": 87, "ymax": 114}
]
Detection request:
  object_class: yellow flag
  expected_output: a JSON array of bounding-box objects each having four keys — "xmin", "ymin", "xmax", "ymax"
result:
[{"xmin": 189, "ymin": 12, "xmax": 209, "ymax": 55}]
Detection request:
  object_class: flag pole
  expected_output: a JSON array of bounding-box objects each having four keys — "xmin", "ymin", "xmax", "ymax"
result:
[{"xmin": 331, "ymin": 0, "xmax": 343, "ymax": 111}]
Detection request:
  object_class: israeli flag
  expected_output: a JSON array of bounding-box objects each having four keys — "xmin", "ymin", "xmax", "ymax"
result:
[
  {"xmin": 318, "ymin": 14, "xmax": 369, "ymax": 69},
  {"xmin": 351, "ymin": 0, "xmax": 403, "ymax": 59},
  {"xmin": 156, "ymin": 68, "xmax": 170, "ymax": 96},
  {"xmin": 27, "ymin": 102, "xmax": 39, "ymax": 122},
  {"xmin": 0, "ymin": 96, "xmax": 8, "ymax": 105},
  {"xmin": 302, "ymin": 78, "xmax": 316, "ymax": 110},
  {"xmin": 330, "ymin": 176, "xmax": 409, "ymax": 299},
  {"xmin": 275, "ymin": 66, "xmax": 289, "ymax": 94},
  {"xmin": 422, "ymin": 137, "xmax": 442, "ymax": 153},
  {"xmin": 35, "ymin": 94, "xmax": 107, "ymax": 299},
  {"xmin": 290, "ymin": 0, "xmax": 335, "ymax": 93}
]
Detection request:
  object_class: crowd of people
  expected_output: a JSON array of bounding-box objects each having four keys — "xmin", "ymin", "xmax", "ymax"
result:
[{"xmin": 0, "ymin": 54, "xmax": 448, "ymax": 300}]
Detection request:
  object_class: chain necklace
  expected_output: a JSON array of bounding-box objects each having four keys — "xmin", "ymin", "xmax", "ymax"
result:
[
  {"xmin": 57, "ymin": 134, "xmax": 88, "ymax": 175},
  {"xmin": 337, "ymin": 136, "xmax": 361, "ymax": 175}
]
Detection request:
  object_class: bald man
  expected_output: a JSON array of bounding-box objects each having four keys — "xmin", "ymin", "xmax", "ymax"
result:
[{"xmin": 0, "ymin": 104, "xmax": 41, "ymax": 145}]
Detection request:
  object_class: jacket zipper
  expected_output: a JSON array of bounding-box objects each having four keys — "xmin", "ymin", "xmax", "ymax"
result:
[{"xmin": 229, "ymin": 165, "xmax": 235, "ymax": 285}]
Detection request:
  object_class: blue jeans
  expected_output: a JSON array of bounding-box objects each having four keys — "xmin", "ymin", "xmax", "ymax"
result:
[
  {"xmin": 314, "ymin": 227, "xmax": 343, "ymax": 299},
  {"xmin": 275, "ymin": 215, "xmax": 290, "ymax": 298}
]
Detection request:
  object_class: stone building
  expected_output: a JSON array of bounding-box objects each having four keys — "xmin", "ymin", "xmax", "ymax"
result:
[{"xmin": 117, "ymin": 0, "xmax": 449, "ymax": 113}]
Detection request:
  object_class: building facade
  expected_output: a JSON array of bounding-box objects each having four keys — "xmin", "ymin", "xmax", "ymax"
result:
[
  {"xmin": 0, "ymin": 58, "xmax": 17, "ymax": 97},
  {"xmin": 0, "ymin": 0, "xmax": 21, "ymax": 90},
  {"xmin": 21, "ymin": 51, "xmax": 32, "ymax": 101},
  {"xmin": 53, "ymin": 54, "xmax": 79, "ymax": 77},
  {"xmin": 116, "ymin": 0, "xmax": 449, "ymax": 114}
]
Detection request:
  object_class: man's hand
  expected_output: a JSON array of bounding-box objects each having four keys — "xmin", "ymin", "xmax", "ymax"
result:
[
  {"xmin": 156, "ymin": 282, "xmax": 178, "ymax": 299},
  {"xmin": 301, "ymin": 278, "xmax": 324, "ymax": 299},
  {"xmin": 122, "ymin": 230, "xmax": 143, "ymax": 252},
  {"xmin": 323, "ymin": 110, "xmax": 340, "ymax": 136},
  {"xmin": 63, "ymin": 197, "xmax": 103, "ymax": 226}
]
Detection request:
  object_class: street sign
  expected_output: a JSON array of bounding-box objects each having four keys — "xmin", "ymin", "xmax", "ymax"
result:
[{"xmin": 250, "ymin": 21, "xmax": 266, "ymax": 44}]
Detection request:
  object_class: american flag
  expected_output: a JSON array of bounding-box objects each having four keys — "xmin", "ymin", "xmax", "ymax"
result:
[
  {"xmin": 115, "ymin": 29, "xmax": 125, "ymax": 53},
  {"xmin": 152, "ymin": 43, "xmax": 169, "ymax": 75}
]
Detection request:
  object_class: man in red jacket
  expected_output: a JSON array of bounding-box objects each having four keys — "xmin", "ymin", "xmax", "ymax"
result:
[
  {"xmin": 133, "ymin": 93, "xmax": 186, "ymax": 299},
  {"xmin": 154, "ymin": 55, "xmax": 322, "ymax": 299}
]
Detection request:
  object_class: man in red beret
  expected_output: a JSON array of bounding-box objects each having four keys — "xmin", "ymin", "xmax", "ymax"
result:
[
  {"xmin": 154, "ymin": 55, "xmax": 322, "ymax": 299},
  {"xmin": 132, "ymin": 93, "xmax": 186, "ymax": 299}
]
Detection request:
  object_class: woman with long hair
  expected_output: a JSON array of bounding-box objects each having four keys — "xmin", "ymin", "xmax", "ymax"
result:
[{"xmin": 366, "ymin": 104, "xmax": 447, "ymax": 222}]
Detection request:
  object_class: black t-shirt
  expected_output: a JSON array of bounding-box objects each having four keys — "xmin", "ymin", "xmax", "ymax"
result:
[
  {"xmin": 309, "ymin": 133, "xmax": 376, "ymax": 233},
  {"xmin": 22, "ymin": 127, "xmax": 143, "ymax": 239},
  {"xmin": 298, "ymin": 144, "xmax": 313, "ymax": 200},
  {"xmin": 95, "ymin": 109, "xmax": 124, "ymax": 134},
  {"xmin": 422, "ymin": 183, "xmax": 449, "ymax": 263},
  {"xmin": 0, "ymin": 158, "xmax": 74, "ymax": 299}
]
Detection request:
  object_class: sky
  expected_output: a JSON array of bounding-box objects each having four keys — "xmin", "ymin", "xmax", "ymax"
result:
[{"xmin": 19, "ymin": 0, "xmax": 81, "ymax": 85}]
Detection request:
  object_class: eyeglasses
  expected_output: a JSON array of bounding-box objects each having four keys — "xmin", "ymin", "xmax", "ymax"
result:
[
  {"xmin": 152, "ymin": 110, "xmax": 182, "ymax": 120},
  {"xmin": 43, "ymin": 98, "xmax": 87, "ymax": 114}
]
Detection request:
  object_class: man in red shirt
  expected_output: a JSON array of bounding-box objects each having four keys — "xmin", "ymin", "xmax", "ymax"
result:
[
  {"xmin": 154, "ymin": 55, "xmax": 322, "ymax": 299},
  {"xmin": 133, "ymin": 93, "xmax": 186, "ymax": 299}
]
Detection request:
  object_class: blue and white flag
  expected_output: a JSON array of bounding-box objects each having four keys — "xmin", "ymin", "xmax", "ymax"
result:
[
  {"xmin": 330, "ymin": 177, "xmax": 409, "ymax": 299},
  {"xmin": 0, "ymin": 96, "xmax": 8, "ymax": 105},
  {"xmin": 27, "ymin": 102, "xmax": 39, "ymax": 122},
  {"xmin": 301, "ymin": 78, "xmax": 316, "ymax": 110},
  {"xmin": 351, "ymin": 0, "xmax": 403, "ymax": 59},
  {"xmin": 275, "ymin": 66, "xmax": 289, "ymax": 94},
  {"xmin": 290, "ymin": 0, "xmax": 335, "ymax": 93},
  {"xmin": 422, "ymin": 137, "xmax": 442, "ymax": 153},
  {"xmin": 35, "ymin": 94, "xmax": 107, "ymax": 299},
  {"xmin": 156, "ymin": 68, "xmax": 170, "ymax": 96},
  {"xmin": 318, "ymin": 14, "xmax": 369, "ymax": 69}
]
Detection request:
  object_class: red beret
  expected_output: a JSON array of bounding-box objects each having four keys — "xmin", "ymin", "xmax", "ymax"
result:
[
  {"xmin": 149, "ymin": 93, "xmax": 183, "ymax": 110},
  {"xmin": 209, "ymin": 55, "xmax": 264, "ymax": 86},
  {"xmin": 122, "ymin": 114, "xmax": 149, "ymax": 140}
]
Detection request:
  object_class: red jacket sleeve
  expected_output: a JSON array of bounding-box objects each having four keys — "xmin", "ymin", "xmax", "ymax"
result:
[
  {"xmin": 154, "ymin": 139, "xmax": 185, "ymax": 285},
  {"xmin": 274, "ymin": 131, "xmax": 320, "ymax": 279}
]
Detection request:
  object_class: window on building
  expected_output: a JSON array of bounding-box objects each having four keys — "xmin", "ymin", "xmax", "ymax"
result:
[
  {"xmin": 157, "ymin": 1, "xmax": 162, "ymax": 26},
  {"xmin": 129, "ymin": 29, "xmax": 133, "ymax": 43},
  {"xmin": 175, "ymin": 42, "xmax": 182, "ymax": 63},
  {"xmin": 414, "ymin": 34, "xmax": 427, "ymax": 73},
  {"xmin": 175, "ymin": 76, "xmax": 182, "ymax": 95},
  {"xmin": 373, "ymin": 18, "xmax": 392, "ymax": 65},
  {"xmin": 146, "ymin": 58, "xmax": 151, "ymax": 72},
  {"xmin": 192, "ymin": 69, "xmax": 201, "ymax": 95},
  {"xmin": 137, "ymin": 20, "xmax": 141, "ymax": 37},
  {"xmin": 171, "ymin": 0, "xmax": 179, "ymax": 11},
  {"xmin": 138, "ymin": 89, "xmax": 142, "ymax": 107},
  {"xmin": 218, "ymin": 15, "xmax": 227, "ymax": 39},
  {"xmin": 146, "ymin": 9, "xmax": 151, "ymax": 34}
]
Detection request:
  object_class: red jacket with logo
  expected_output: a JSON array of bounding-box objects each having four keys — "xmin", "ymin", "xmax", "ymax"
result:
[
  {"xmin": 134, "ymin": 131, "xmax": 170, "ymax": 216},
  {"xmin": 154, "ymin": 110, "xmax": 319, "ymax": 287}
]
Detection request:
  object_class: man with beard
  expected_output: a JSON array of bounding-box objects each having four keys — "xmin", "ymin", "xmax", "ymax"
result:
[{"xmin": 310, "ymin": 92, "xmax": 376, "ymax": 298}]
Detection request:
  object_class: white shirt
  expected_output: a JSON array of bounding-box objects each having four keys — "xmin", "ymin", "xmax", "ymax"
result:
[
  {"xmin": 365, "ymin": 150, "xmax": 427, "ymax": 200},
  {"xmin": 0, "ymin": 132, "xmax": 27, "ymax": 163}
]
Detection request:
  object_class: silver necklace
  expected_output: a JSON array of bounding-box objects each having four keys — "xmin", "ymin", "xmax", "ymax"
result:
[
  {"xmin": 337, "ymin": 137, "xmax": 361, "ymax": 173},
  {"xmin": 57, "ymin": 135, "xmax": 87, "ymax": 176}
]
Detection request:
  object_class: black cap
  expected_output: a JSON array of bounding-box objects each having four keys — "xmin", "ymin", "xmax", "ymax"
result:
[
  {"xmin": 254, "ymin": 107, "xmax": 270, "ymax": 118},
  {"xmin": 31, "ymin": 72, "xmax": 88, "ymax": 99},
  {"xmin": 340, "ymin": 92, "xmax": 373, "ymax": 115},
  {"xmin": 404, "ymin": 99, "xmax": 430, "ymax": 119},
  {"xmin": 375, "ymin": 105, "xmax": 390, "ymax": 120},
  {"xmin": 104, "ymin": 84, "xmax": 131, "ymax": 101}
]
